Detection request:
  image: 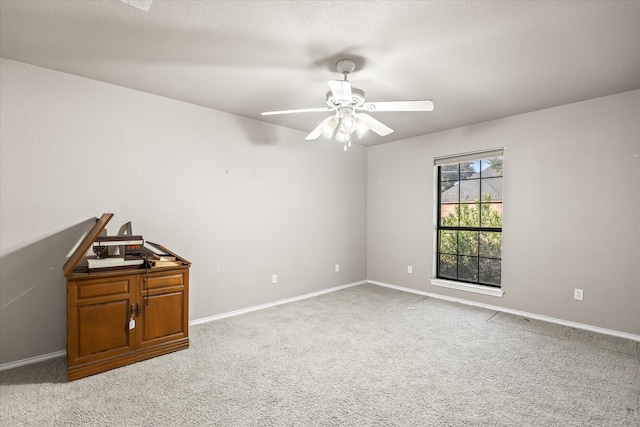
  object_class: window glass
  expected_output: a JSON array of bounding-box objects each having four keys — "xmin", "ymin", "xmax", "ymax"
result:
[
  {"xmin": 479, "ymin": 231, "xmax": 502, "ymax": 259},
  {"xmin": 439, "ymin": 230, "xmax": 458, "ymax": 255},
  {"xmin": 440, "ymin": 163, "xmax": 459, "ymax": 182},
  {"xmin": 479, "ymin": 258, "xmax": 501, "ymax": 286},
  {"xmin": 458, "ymin": 256, "xmax": 479, "ymax": 282},
  {"xmin": 458, "ymin": 231, "xmax": 478, "ymax": 256},
  {"xmin": 436, "ymin": 153, "xmax": 503, "ymax": 287},
  {"xmin": 439, "ymin": 254, "xmax": 457, "ymax": 279}
]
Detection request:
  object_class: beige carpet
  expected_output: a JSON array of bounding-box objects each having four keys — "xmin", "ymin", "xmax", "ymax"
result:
[{"xmin": 1, "ymin": 283, "xmax": 639, "ymax": 426}]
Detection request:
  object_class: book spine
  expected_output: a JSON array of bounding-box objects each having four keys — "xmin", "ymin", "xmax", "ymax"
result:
[
  {"xmin": 88, "ymin": 258, "xmax": 143, "ymax": 269},
  {"xmin": 87, "ymin": 264, "xmax": 144, "ymax": 273},
  {"xmin": 93, "ymin": 239, "xmax": 144, "ymax": 247},
  {"xmin": 94, "ymin": 235, "xmax": 143, "ymax": 242}
]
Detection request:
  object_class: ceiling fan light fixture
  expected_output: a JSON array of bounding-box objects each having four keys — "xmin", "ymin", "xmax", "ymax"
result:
[
  {"xmin": 338, "ymin": 108, "xmax": 357, "ymax": 134},
  {"xmin": 334, "ymin": 131, "xmax": 350, "ymax": 143},
  {"xmin": 321, "ymin": 117, "xmax": 339, "ymax": 138},
  {"xmin": 340, "ymin": 117, "xmax": 356, "ymax": 134}
]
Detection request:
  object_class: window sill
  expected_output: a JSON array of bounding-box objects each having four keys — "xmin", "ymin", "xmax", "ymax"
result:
[{"xmin": 430, "ymin": 278, "xmax": 504, "ymax": 297}]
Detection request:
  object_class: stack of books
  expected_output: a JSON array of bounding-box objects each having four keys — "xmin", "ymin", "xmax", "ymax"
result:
[
  {"xmin": 88, "ymin": 235, "xmax": 144, "ymax": 271},
  {"xmin": 147, "ymin": 254, "xmax": 182, "ymax": 268}
]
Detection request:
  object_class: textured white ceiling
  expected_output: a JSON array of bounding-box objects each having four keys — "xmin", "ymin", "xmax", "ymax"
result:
[{"xmin": 1, "ymin": 0, "xmax": 639, "ymax": 146}]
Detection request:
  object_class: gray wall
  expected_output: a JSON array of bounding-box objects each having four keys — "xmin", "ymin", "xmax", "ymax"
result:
[
  {"xmin": 2, "ymin": 57, "xmax": 638, "ymax": 367},
  {"xmin": 0, "ymin": 59, "xmax": 367, "ymax": 365},
  {"xmin": 367, "ymin": 90, "xmax": 640, "ymax": 335}
]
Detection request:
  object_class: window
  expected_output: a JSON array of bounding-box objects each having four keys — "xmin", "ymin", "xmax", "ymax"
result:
[{"xmin": 435, "ymin": 150, "xmax": 503, "ymax": 289}]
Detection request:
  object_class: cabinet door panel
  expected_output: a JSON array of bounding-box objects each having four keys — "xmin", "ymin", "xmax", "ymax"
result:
[
  {"xmin": 67, "ymin": 276, "xmax": 136, "ymax": 367},
  {"xmin": 138, "ymin": 270, "xmax": 188, "ymax": 349},
  {"xmin": 77, "ymin": 300, "xmax": 131, "ymax": 357},
  {"xmin": 142, "ymin": 292, "xmax": 184, "ymax": 342}
]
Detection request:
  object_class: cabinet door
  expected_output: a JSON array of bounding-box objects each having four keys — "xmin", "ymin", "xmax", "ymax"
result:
[
  {"xmin": 67, "ymin": 275, "xmax": 137, "ymax": 368},
  {"xmin": 137, "ymin": 269, "xmax": 188, "ymax": 350}
]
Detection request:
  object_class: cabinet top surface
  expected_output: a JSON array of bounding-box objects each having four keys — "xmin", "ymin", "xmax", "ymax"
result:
[{"xmin": 67, "ymin": 264, "xmax": 189, "ymax": 280}]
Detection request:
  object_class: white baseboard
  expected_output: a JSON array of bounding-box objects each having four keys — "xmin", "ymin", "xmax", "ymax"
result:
[
  {"xmin": 367, "ymin": 280, "xmax": 640, "ymax": 342},
  {"xmin": 0, "ymin": 350, "xmax": 66, "ymax": 372},
  {"xmin": 1, "ymin": 281, "xmax": 366, "ymax": 372},
  {"xmin": 189, "ymin": 280, "xmax": 367, "ymax": 326},
  {"xmin": 4, "ymin": 278, "xmax": 635, "ymax": 372}
]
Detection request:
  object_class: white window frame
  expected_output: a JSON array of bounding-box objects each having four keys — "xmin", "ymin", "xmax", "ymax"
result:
[{"xmin": 431, "ymin": 148, "xmax": 505, "ymax": 298}]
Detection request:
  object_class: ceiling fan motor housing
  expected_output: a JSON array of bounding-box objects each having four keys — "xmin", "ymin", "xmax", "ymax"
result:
[{"xmin": 326, "ymin": 87, "xmax": 365, "ymax": 109}]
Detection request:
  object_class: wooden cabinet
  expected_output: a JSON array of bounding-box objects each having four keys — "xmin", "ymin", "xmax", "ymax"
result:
[{"xmin": 63, "ymin": 214, "xmax": 190, "ymax": 381}]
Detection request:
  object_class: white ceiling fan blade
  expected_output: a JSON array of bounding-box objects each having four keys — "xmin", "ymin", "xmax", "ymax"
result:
[
  {"xmin": 356, "ymin": 113, "xmax": 394, "ymax": 136},
  {"xmin": 359, "ymin": 100, "xmax": 434, "ymax": 112},
  {"xmin": 262, "ymin": 107, "xmax": 332, "ymax": 116},
  {"xmin": 305, "ymin": 116, "xmax": 337, "ymax": 140},
  {"xmin": 327, "ymin": 79, "xmax": 352, "ymax": 103}
]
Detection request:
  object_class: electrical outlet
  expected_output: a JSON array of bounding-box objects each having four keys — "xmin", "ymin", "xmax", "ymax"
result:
[
  {"xmin": 408, "ymin": 265, "xmax": 413, "ymax": 274},
  {"xmin": 574, "ymin": 289, "xmax": 583, "ymax": 301},
  {"xmin": 335, "ymin": 264, "xmax": 340, "ymax": 272},
  {"xmin": 272, "ymin": 274, "xmax": 278, "ymax": 284}
]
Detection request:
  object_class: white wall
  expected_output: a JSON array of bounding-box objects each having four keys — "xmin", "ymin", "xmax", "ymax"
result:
[
  {"xmin": 367, "ymin": 90, "xmax": 640, "ymax": 335},
  {"xmin": 0, "ymin": 59, "xmax": 367, "ymax": 365}
]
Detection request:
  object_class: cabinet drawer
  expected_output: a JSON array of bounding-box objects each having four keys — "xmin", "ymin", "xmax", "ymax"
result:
[
  {"xmin": 75, "ymin": 279, "xmax": 131, "ymax": 300},
  {"xmin": 145, "ymin": 273, "xmax": 184, "ymax": 290}
]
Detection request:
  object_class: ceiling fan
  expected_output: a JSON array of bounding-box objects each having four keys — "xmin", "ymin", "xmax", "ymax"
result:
[{"xmin": 262, "ymin": 59, "xmax": 434, "ymax": 150}]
